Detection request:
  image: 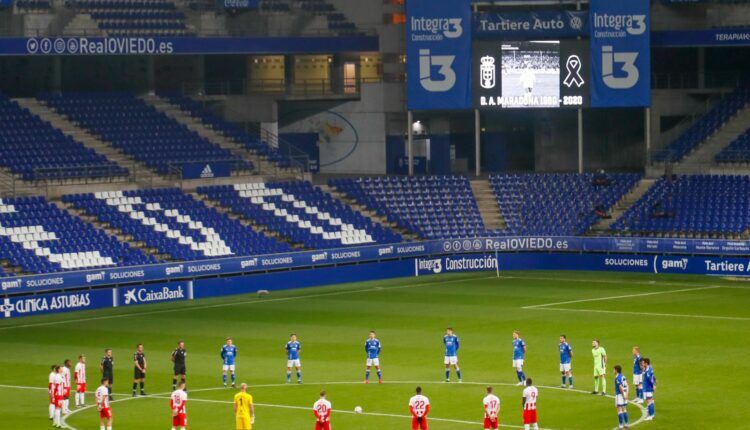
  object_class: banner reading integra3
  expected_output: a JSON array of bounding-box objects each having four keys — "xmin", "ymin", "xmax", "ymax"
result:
[
  {"xmin": 473, "ymin": 39, "xmax": 590, "ymax": 109},
  {"xmin": 406, "ymin": 0, "xmax": 473, "ymax": 110}
]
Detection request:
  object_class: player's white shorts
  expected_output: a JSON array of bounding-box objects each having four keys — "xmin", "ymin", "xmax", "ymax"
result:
[
  {"xmin": 287, "ymin": 359, "xmax": 301, "ymax": 368},
  {"xmin": 632, "ymin": 374, "xmax": 642, "ymax": 385},
  {"xmin": 222, "ymin": 364, "xmax": 236, "ymax": 372},
  {"xmin": 513, "ymin": 359, "xmax": 524, "ymax": 369},
  {"xmin": 615, "ymin": 394, "xmax": 628, "ymax": 407},
  {"xmin": 366, "ymin": 358, "xmax": 380, "ymax": 367},
  {"xmin": 444, "ymin": 356, "xmax": 458, "ymax": 365},
  {"xmin": 559, "ymin": 363, "xmax": 571, "ymax": 372},
  {"xmin": 643, "ymin": 391, "xmax": 654, "ymax": 400}
]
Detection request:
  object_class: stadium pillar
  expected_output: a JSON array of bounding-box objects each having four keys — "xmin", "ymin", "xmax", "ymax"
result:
[
  {"xmin": 407, "ymin": 110, "xmax": 414, "ymax": 176},
  {"xmin": 147, "ymin": 57, "xmax": 155, "ymax": 94},
  {"xmin": 475, "ymin": 109, "xmax": 481, "ymax": 177},
  {"xmin": 645, "ymin": 107, "xmax": 651, "ymax": 162},
  {"xmin": 52, "ymin": 56, "xmax": 61, "ymax": 93},
  {"xmin": 577, "ymin": 109, "xmax": 583, "ymax": 173}
]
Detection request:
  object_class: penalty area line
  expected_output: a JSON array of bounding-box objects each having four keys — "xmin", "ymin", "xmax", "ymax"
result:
[
  {"xmin": 521, "ymin": 285, "xmax": 722, "ymax": 309},
  {"xmin": 529, "ymin": 306, "xmax": 750, "ymax": 321}
]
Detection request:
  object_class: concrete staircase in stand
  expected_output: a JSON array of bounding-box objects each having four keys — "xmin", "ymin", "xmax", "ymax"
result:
[
  {"xmin": 141, "ymin": 95, "xmax": 300, "ymax": 180},
  {"xmin": 190, "ymin": 191, "xmax": 305, "ymax": 250},
  {"xmin": 588, "ymin": 178, "xmax": 656, "ymax": 234},
  {"xmin": 14, "ymin": 98, "xmax": 171, "ymax": 188},
  {"xmin": 675, "ymin": 104, "xmax": 750, "ymax": 174},
  {"xmin": 59, "ymin": 201, "xmax": 171, "ymax": 262},
  {"xmin": 470, "ymin": 180, "xmax": 506, "ymax": 232}
]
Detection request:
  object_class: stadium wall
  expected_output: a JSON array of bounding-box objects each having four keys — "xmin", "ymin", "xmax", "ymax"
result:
[
  {"xmin": 4, "ymin": 238, "xmax": 750, "ymax": 319},
  {"xmin": 280, "ymin": 84, "xmax": 389, "ymax": 174}
]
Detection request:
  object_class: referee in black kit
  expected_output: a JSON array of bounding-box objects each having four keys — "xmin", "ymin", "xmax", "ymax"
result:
[
  {"xmin": 100, "ymin": 348, "xmax": 114, "ymax": 400},
  {"xmin": 133, "ymin": 343, "xmax": 147, "ymax": 396},
  {"xmin": 171, "ymin": 340, "xmax": 187, "ymax": 391}
]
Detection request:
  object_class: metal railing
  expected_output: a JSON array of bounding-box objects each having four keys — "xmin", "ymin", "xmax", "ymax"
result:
[{"xmin": 181, "ymin": 77, "xmax": 381, "ymax": 97}]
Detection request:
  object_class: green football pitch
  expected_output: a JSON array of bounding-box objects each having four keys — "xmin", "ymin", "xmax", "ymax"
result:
[{"xmin": 1, "ymin": 270, "xmax": 749, "ymax": 430}]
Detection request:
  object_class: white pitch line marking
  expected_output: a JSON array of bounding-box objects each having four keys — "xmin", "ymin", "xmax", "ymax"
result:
[
  {"xmin": 40, "ymin": 380, "xmax": 647, "ymax": 430},
  {"xmin": 0, "ymin": 274, "xmax": 494, "ymax": 331},
  {"xmin": 522, "ymin": 285, "xmax": 722, "ymax": 309},
  {"xmin": 531, "ymin": 306, "xmax": 750, "ymax": 321}
]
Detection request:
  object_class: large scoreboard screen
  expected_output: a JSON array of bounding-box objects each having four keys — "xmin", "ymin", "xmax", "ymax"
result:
[{"xmin": 473, "ymin": 40, "xmax": 590, "ymax": 109}]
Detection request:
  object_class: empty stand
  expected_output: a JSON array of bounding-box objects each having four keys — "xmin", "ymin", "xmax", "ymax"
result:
[
  {"xmin": 653, "ymin": 88, "xmax": 750, "ymax": 163},
  {"xmin": 329, "ymin": 176, "xmax": 486, "ymax": 239},
  {"xmin": 715, "ymin": 127, "xmax": 750, "ymax": 163},
  {"xmin": 40, "ymin": 93, "xmax": 252, "ymax": 176},
  {"xmin": 612, "ymin": 175, "xmax": 750, "ymax": 237},
  {"xmin": 0, "ymin": 196, "xmax": 152, "ymax": 273},
  {"xmin": 158, "ymin": 93, "xmax": 294, "ymax": 169},
  {"xmin": 68, "ymin": 0, "xmax": 192, "ymax": 37},
  {"xmin": 63, "ymin": 188, "xmax": 291, "ymax": 261},
  {"xmin": 199, "ymin": 181, "xmax": 401, "ymax": 248},
  {"xmin": 0, "ymin": 95, "xmax": 127, "ymax": 182},
  {"xmin": 490, "ymin": 173, "xmax": 641, "ymax": 236}
]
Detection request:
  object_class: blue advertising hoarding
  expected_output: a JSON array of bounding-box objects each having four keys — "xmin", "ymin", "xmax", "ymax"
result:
[
  {"xmin": 182, "ymin": 162, "xmax": 231, "ymax": 179},
  {"xmin": 6, "ymin": 36, "xmax": 377, "ymax": 56},
  {"xmin": 5, "ymin": 250, "xmax": 750, "ymax": 319},
  {"xmin": 4, "ymin": 236, "xmax": 750, "ymax": 297},
  {"xmin": 653, "ymin": 28, "xmax": 750, "ymax": 47},
  {"xmin": 218, "ymin": 0, "xmax": 258, "ymax": 9},
  {"xmin": 406, "ymin": 0, "xmax": 473, "ymax": 110},
  {"xmin": 0, "ymin": 289, "xmax": 113, "ymax": 319},
  {"xmin": 473, "ymin": 11, "xmax": 589, "ymax": 39},
  {"xmin": 589, "ymin": 0, "xmax": 651, "ymax": 107},
  {"xmin": 114, "ymin": 281, "xmax": 193, "ymax": 307}
]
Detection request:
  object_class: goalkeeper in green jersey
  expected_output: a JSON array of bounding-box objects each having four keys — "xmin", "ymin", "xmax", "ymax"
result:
[{"xmin": 592, "ymin": 339, "xmax": 607, "ymax": 395}]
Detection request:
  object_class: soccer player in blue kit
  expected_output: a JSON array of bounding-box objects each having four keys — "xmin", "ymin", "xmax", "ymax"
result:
[
  {"xmin": 286, "ymin": 333, "xmax": 302, "ymax": 384},
  {"xmin": 613, "ymin": 365, "xmax": 630, "ymax": 429},
  {"xmin": 364, "ymin": 330, "xmax": 382, "ymax": 384},
  {"xmin": 559, "ymin": 335, "xmax": 573, "ymax": 389},
  {"xmin": 512, "ymin": 330, "xmax": 527, "ymax": 386},
  {"xmin": 443, "ymin": 327, "xmax": 462, "ymax": 383},
  {"xmin": 641, "ymin": 358, "xmax": 656, "ymax": 421},
  {"xmin": 221, "ymin": 338, "xmax": 237, "ymax": 388}
]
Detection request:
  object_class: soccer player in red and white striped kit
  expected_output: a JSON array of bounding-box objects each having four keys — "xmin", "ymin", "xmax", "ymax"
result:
[{"xmin": 74, "ymin": 355, "xmax": 87, "ymax": 408}]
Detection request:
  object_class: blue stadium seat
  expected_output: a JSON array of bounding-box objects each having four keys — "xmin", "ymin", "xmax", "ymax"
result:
[
  {"xmin": 612, "ymin": 175, "xmax": 750, "ymax": 237},
  {"xmin": 39, "ymin": 93, "xmax": 252, "ymax": 175},
  {"xmin": 0, "ymin": 95, "xmax": 127, "ymax": 182},
  {"xmin": 158, "ymin": 93, "xmax": 293, "ymax": 169},
  {"xmin": 63, "ymin": 188, "xmax": 291, "ymax": 261},
  {"xmin": 67, "ymin": 0, "xmax": 193, "ymax": 37},
  {"xmin": 489, "ymin": 173, "xmax": 641, "ymax": 236},
  {"xmin": 199, "ymin": 181, "xmax": 402, "ymax": 249},
  {"xmin": 653, "ymin": 87, "xmax": 750, "ymax": 163},
  {"xmin": 0, "ymin": 196, "xmax": 152, "ymax": 274},
  {"xmin": 329, "ymin": 176, "xmax": 488, "ymax": 239}
]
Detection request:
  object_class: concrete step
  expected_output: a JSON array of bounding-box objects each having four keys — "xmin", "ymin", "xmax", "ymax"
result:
[
  {"xmin": 470, "ymin": 180, "xmax": 506, "ymax": 231},
  {"xmin": 675, "ymin": 104, "xmax": 750, "ymax": 173},
  {"xmin": 59, "ymin": 202, "xmax": 170, "ymax": 262},
  {"xmin": 191, "ymin": 191, "xmax": 305, "ymax": 249},
  {"xmin": 589, "ymin": 178, "xmax": 656, "ymax": 233},
  {"xmin": 141, "ymin": 95, "xmax": 301, "ymax": 181},
  {"xmin": 13, "ymin": 98, "xmax": 171, "ymax": 188}
]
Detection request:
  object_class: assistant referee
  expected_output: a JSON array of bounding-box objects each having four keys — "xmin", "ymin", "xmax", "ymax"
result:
[
  {"xmin": 171, "ymin": 341, "xmax": 187, "ymax": 391},
  {"xmin": 100, "ymin": 348, "xmax": 114, "ymax": 401}
]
